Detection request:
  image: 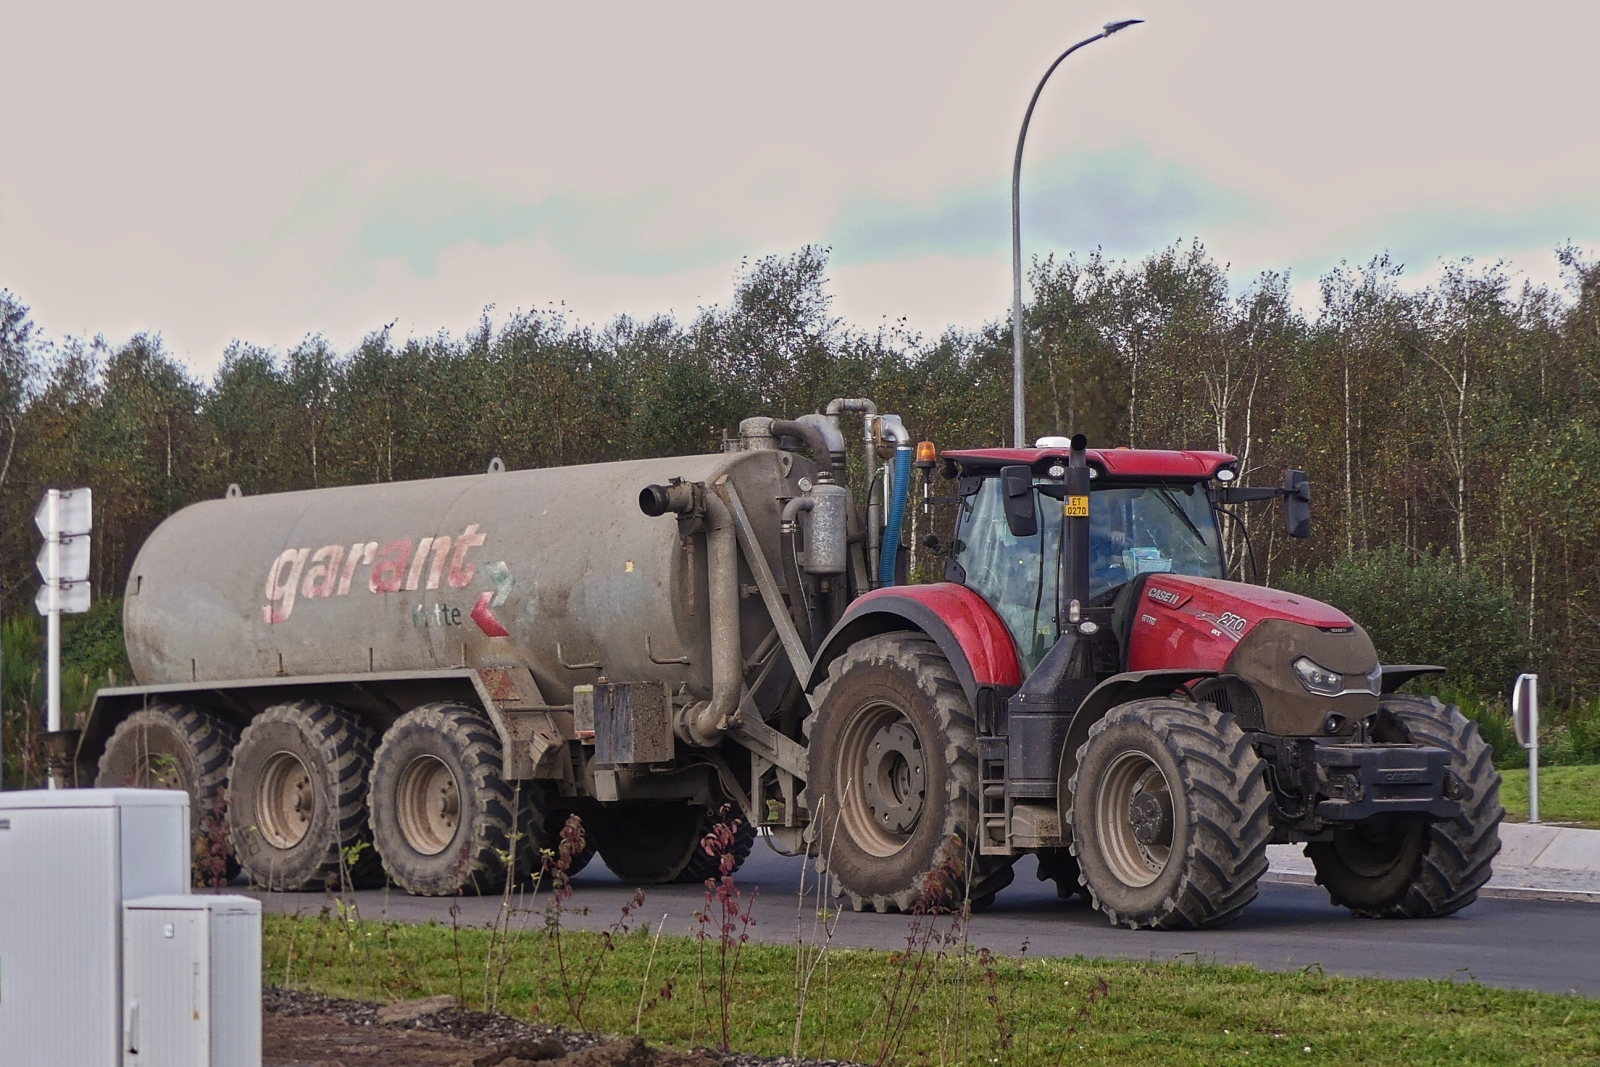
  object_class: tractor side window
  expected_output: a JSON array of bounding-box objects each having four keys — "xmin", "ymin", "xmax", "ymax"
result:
[{"xmin": 953, "ymin": 479, "xmax": 1061, "ymax": 671}]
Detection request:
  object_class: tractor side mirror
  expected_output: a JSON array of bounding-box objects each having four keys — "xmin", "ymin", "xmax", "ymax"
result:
[
  {"xmin": 1283, "ymin": 469, "xmax": 1311, "ymax": 539},
  {"xmin": 999, "ymin": 465, "xmax": 1038, "ymax": 538}
]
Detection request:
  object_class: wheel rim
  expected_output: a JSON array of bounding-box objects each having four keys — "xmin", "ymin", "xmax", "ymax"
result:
[
  {"xmin": 1095, "ymin": 750, "xmax": 1174, "ymax": 888},
  {"xmin": 1331, "ymin": 818, "xmax": 1422, "ymax": 877},
  {"xmin": 256, "ymin": 751, "xmax": 314, "ymax": 849},
  {"xmin": 396, "ymin": 755, "xmax": 461, "ymax": 856},
  {"xmin": 835, "ymin": 700, "xmax": 927, "ymax": 857}
]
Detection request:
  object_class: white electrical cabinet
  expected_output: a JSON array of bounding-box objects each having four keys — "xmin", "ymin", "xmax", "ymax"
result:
[
  {"xmin": 0, "ymin": 788, "xmax": 190, "ymax": 1067},
  {"xmin": 123, "ymin": 895, "xmax": 261, "ymax": 1067}
]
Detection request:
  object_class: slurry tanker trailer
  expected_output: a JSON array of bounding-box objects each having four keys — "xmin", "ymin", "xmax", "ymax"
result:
[{"xmin": 70, "ymin": 399, "xmax": 1502, "ymax": 927}]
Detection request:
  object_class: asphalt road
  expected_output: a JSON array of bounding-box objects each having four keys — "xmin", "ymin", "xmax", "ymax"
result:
[{"xmin": 256, "ymin": 843, "xmax": 1600, "ymax": 998}]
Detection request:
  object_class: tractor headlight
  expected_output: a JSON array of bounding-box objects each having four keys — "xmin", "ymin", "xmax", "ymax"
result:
[{"xmin": 1292, "ymin": 656, "xmax": 1344, "ymax": 696}]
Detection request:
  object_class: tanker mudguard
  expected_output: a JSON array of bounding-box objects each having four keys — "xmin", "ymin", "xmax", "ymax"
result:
[{"xmin": 805, "ymin": 584, "xmax": 1022, "ymax": 707}]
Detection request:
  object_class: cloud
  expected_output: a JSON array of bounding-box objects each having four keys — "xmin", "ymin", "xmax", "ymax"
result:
[
  {"xmin": 1297, "ymin": 200, "xmax": 1600, "ymax": 280},
  {"xmin": 829, "ymin": 144, "xmax": 1257, "ymax": 266},
  {"xmin": 239, "ymin": 168, "xmax": 746, "ymax": 290}
]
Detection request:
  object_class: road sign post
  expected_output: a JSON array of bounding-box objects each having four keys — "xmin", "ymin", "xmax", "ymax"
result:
[
  {"xmin": 34, "ymin": 488, "xmax": 93, "ymax": 788},
  {"xmin": 1512, "ymin": 672, "xmax": 1539, "ymax": 824}
]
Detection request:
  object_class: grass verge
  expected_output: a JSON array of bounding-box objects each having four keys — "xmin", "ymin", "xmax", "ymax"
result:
[
  {"xmin": 1500, "ymin": 763, "xmax": 1600, "ymax": 829},
  {"xmin": 263, "ymin": 911, "xmax": 1599, "ymax": 1066}
]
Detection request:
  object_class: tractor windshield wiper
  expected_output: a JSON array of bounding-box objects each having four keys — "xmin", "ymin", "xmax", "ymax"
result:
[{"xmin": 1152, "ymin": 487, "xmax": 1208, "ymax": 546}]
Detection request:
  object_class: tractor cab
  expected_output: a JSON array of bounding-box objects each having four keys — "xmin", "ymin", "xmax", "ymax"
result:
[{"xmin": 940, "ymin": 442, "xmax": 1236, "ymax": 674}]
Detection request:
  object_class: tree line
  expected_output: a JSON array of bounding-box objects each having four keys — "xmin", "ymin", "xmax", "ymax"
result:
[{"xmin": 2, "ymin": 242, "xmax": 1597, "ymax": 714}]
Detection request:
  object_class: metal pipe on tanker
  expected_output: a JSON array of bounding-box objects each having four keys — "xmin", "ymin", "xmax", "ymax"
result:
[
  {"xmin": 638, "ymin": 480, "xmax": 742, "ymax": 747},
  {"xmin": 768, "ymin": 420, "xmax": 835, "ymax": 483}
]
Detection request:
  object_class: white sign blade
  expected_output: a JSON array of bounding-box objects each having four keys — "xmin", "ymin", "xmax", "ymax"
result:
[
  {"xmin": 36, "ymin": 534, "xmax": 91, "ymax": 584},
  {"xmin": 34, "ymin": 581, "xmax": 91, "ymax": 616},
  {"xmin": 33, "ymin": 487, "xmax": 93, "ymax": 537}
]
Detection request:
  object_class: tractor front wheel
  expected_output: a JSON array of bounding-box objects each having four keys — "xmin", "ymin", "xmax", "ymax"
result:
[
  {"xmin": 1068, "ymin": 698, "xmax": 1271, "ymax": 929},
  {"xmin": 1307, "ymin": 694, "xmax": 1502, "ymax": 917}
]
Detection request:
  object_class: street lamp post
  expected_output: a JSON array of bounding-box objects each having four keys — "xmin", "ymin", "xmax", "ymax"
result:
[{"xmin": 1012, "ymin": 19, "xmax": 1144, "ymax": 448}]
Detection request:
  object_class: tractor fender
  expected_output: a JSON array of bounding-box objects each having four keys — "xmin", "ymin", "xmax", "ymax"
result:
[
  {"xmin": 805, "ymin": 584, "xmax": 1022, "ymax": 708},
  {"xmin": 1055, "ymin": 669, "xmax": 1217, "ymax": 816}
]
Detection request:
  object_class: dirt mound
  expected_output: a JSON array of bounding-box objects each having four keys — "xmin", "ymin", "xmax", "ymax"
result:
[{"xmin": 263, "ymin": 987, "xmax": 862, "ymax": 1067}]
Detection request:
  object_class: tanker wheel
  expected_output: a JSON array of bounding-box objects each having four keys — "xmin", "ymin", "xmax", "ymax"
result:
[
  {"xmin": 97, "ymin": 704, "xmax": 241, "ymax": 885},
  {"xmin": 369, "ymin": 703, "xmax": 541, "ymax": 896},
  {"xmin": 1307, "ymin": 694, "xmax": 1503, "ymax": 918},
  {"xmin": 591, "ymin": 801, "xmax": 752, "ymax": 885},
  {"xmin": 806, "ymin": 631, "xmax": 1014, "ymax": 913},
  {"xmin": 676, "ymin": 806, "xmax": 757, "ymax": 884},
  {"xmin": 227, "ymin": 700, "xmax": 384, "ymax": 891},
  {"xmin": 1034, "ymin": 848, "xmax": 1082, "ymax": 902},
  {"xmin": 1067, "ymin": 698, "xmax": 1271, "ymax": 929},
  {"xmin": 545, "ymin": 806, "xmax": 596, "ymax": 877}
]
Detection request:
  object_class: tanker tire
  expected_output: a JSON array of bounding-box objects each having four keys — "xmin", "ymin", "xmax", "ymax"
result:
[
  {"xmin": 227, "ymin": 700, "xmax": 384, "ymax": 891},
  {"xmin": 369, "ymin": 703, "xmax": 540, "ymax": 896},
  {"xmin": 1067, "ymin": 698, "xmax": 1271, "ymax": 930},
  {"xmin": 1034, "ymin": 848, "xmax": 1082, "ymax": 901},
  {"xmin": 806, "ymin": 631, "xmax": 1014, "ymax": 914},
  {"xmin": 1307, "ymin": 694, "xmax": 1503, "ymax": 918},
  {"xmin": 97, "ymin": 704, "xmax": 241, "ymax": 885},
  {"xmin": 592, "ymin": 802, "xmax": 729, "ymax": 885},
  {"xmin": 676, "ymin": 807, "xmax": 758, "ymax": 884},
  {"xmin": 546, "ymin": 807, "xmax": 596, "ymax": 878}
]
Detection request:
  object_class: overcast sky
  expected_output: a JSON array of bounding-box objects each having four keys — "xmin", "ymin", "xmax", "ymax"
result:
[{"xmin": 2, "ymin": 1, "xmax": 1596, "ymax": 373}]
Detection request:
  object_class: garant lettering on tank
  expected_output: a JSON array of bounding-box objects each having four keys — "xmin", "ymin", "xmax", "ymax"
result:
[{"xmin": 262, "ymin": 524, "xmax": 488, "ymax": 624}]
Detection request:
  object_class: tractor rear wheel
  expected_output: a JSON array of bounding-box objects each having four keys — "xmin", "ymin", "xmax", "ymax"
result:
[
  {"xmin": 1068, "ymin": 698, "xmax": 1271, "ymax": 929},
  {"xmin": 1307, "ymin": 694, "xmax": 1502, "ymax": 917},
  {"xmin": 227, "ymin": 700, "xmax": 384, "ymax": 891},
  {"xmin": 97, "ymin": 704, "xmax": 240, "ymax": 885},
  {"xmin": 806, "ymin": 631, "xmax": 1014, "ymax": 913},
  {"xmin": 369, "ymin": 703, "xmax": 540, "ymax": 895}
]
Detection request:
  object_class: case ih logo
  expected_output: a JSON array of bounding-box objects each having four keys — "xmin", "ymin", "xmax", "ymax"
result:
[
  {"xmin": 261, "ymin": 524, "xmax": 511, "ymax": 637},
  {"xmin": 1147, "ymin": 586, "xmax": 1183, "ymax": 606}
]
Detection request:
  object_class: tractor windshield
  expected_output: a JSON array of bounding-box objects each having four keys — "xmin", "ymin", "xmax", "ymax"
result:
[{"xmin": 953, "ymin": 478, "xmax": 1225, "ymax": 670}]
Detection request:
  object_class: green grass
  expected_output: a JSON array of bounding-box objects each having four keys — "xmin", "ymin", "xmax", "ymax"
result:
[
  {"xmin": 1500, "ymin": 763, "xmax": 1600, "ymax": 829},
  {"xmin": 263, "ymin": 909, "xmax": 1600, "ymax": 1066}
]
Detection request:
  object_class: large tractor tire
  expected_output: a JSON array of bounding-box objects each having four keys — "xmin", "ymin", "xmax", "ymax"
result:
[
  {"xmin": 1307, "ymin": 694, "xmax": 1502, "ymax": 918},
  {"xmin": 96, "ymin": 704, "xmax": 240, "ymax": 884},
  {"xmin": 1067, "ymin": 698, "xmax": 1271, "ymax": 929},
  {"xmin": 227, "ymin": 700, "xmax": 384, "ymax": 891},
  {"xmin": 590, "ymin": 802, "xmax": 754, "ymax": 885},
  {"xmin": 806, "ymin": 632, "xmax": 1015, "ymax": 913},
  {"xmin": 369, "ymin": 703, "xmax": 540, "ymax": 896}
]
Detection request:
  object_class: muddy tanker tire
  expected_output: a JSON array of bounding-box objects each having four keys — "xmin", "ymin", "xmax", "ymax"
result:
[
  {"xmin": 546, "ymin": 807, "xmax": 596, "ymax": 877},
  {"xmin": 97, "ymin": 704, "xmax": 241, "ymax": 883},
  {"xmin": 590, "ymin": 802, "xmax": 706, "ymax": 884},
  {"xmin": 1034, "ymin": 848, "xmax": 1082, "ymax": 901},
  {"xmin": 1068, "ymin": 698, "xmax": 1271, "ymax": 930},
  {"xmin": 227, "ymin": 700, "xmax": 384, "ymax": 891},
  {"xmin": 806, "ymin": 631, "xmax": 1014, "ymax": 913},
  {"xmin": 369, "ymin": 703, "xmax": 540, "ymax": 896},
  {"xmin": 676, "ymin": 808, "xmax": 758, "ymax": 884},
  {"xmin": 1307, "ymin": 694, "xmax": 1503, "ymax": 918}
]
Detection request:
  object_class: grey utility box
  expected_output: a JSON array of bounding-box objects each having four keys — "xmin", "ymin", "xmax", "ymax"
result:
[
  {"xmin": 123, "ymin": 895, "xmax": 261, "ymax": 1067},
  {"xmin": 0, "ymin": 788, "xmax": 190, "ymax": 1067}
]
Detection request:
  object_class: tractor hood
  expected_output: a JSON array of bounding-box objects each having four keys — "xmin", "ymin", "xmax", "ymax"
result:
[{"xmin": 1125, "ymin": 574, "xmax": 1379, "ymax": 736}]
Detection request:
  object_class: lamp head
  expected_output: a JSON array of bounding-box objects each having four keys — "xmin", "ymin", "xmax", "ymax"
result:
[{"xmin": 1103, "ymin": 19, "xmax": 1145, "ymax": 35}]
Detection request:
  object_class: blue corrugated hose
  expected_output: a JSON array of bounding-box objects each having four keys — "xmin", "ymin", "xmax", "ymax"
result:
[{"xmin": 879, "ymin": 446, "xmax": 913, "ymax": 586}]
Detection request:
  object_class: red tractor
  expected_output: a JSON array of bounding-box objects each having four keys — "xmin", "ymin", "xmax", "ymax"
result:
[{"xmin": 805, "ymin": 433, "xmax": 1502, "ymax": 928}]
